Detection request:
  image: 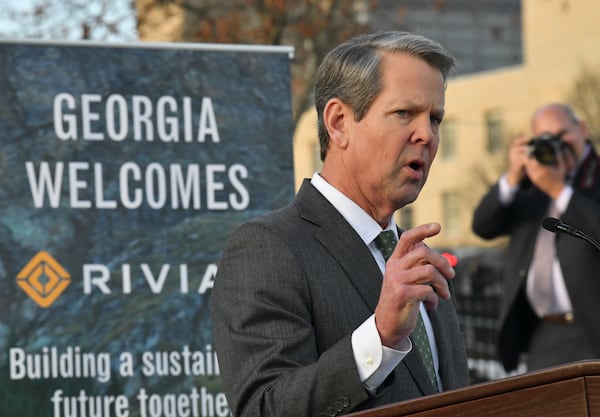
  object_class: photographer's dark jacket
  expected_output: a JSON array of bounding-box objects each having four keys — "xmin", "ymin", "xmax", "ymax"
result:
[{"xmin": 472, "ymin": 142, "xmax": 600, "ymax": 371}]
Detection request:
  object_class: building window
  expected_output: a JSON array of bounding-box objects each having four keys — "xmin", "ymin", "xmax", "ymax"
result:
[
  {"xmin": 399, "ymin": 206, "xmax": 414, "ymax": 231},
  {"xmin": 442, "ymin": 192, "xmax": 461, "ymax": 237},
  {"xmin": 440, "ymin": 119, "xmax": 456, "ymax": 160},
  {"xmin": 485, "ymin": 109, "xmax": 503, "ymax": 153}
]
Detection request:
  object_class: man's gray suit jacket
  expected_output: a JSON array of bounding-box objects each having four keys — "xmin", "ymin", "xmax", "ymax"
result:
[{"xmin": 211, "ymin": 179, "xmax": 469, "ymax": 417}]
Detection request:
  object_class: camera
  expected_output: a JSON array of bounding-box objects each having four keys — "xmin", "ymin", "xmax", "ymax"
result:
[{"xmin": 527, "ymin": 131, "xmax": 569, "ymax": 165}]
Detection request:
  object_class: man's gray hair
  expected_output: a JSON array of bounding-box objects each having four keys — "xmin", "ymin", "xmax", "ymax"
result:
[{"xmin": 314, "ymin": 31, "xmax": 456, "ymax": 161}]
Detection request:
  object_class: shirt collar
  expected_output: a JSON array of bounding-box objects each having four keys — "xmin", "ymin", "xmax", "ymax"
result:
[{"xmin": 310, "ymin": 173, "xmax": 397, "ymax": 246}]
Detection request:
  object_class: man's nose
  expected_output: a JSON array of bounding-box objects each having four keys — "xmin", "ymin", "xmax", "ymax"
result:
[{"xmin": 411, "ymin": 116, "xmax": 437, "ymax": 144}]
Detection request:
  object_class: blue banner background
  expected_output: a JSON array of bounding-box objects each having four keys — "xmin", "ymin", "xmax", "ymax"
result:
[{"xmin": 0, "ymin": 40, "xmax": 294, "ymax": 417}]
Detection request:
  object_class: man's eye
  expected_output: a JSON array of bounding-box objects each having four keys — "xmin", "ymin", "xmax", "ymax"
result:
[{"xmin": 431, "ymin": 115, "xmax": 443, "ymax": 125}]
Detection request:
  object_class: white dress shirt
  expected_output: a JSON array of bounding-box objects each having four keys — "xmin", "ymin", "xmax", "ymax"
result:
[
  {"xmin": 310, "ymin": 173, "xmax": 442, "ymax": 392},
  {"xmin": 498, "ymin": 173, "xmax": 575, "ymax": 314}
]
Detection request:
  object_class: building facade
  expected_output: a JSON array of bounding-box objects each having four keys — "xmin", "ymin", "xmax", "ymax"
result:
[{"xmin": 294, "ymin": 0, "xmax": 600, "ymax": 249}]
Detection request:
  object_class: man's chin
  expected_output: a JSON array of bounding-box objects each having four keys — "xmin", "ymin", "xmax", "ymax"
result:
[{"xmin": 394, "ymin": 188, "xmax": 420, "ymax": 208}]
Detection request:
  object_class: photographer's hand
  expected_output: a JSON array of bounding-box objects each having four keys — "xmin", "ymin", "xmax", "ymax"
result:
[
  {"xmin": 506, "ymin": 136, "xmax": 530, "ymax": 185},
  {"xmin": 524, "ymin": 150, "xmax": 568, "ymax": 200}
]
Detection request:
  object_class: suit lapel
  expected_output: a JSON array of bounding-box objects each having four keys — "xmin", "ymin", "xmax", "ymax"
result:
[
  {"xmin": 295, "ymin": 180, "xmax": 440, "ymax": 393},
  {"xmin": 402, "ymin": 347, "xmax": 437, "ymax": 395},
  {"xmin": 295, "ymin": 181, "xmax": 383, "ymax": 311},
  {"xmin": 428, "ymin": 300, "xmax": 455, "ymax": 390}
]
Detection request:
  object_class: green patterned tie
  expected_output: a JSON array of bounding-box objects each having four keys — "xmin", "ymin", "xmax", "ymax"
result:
[{"xmin": 374, "ymin": 230, "xmax": 439, "ymax": 392}]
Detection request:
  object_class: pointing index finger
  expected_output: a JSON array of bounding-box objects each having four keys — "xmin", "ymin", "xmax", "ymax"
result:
[{"xmin": 391, "ymin": 223, "xmax": 441, "ymax": 257}]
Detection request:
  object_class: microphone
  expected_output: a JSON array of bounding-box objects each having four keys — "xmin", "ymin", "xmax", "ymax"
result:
[{"xmin": 542, "ymin": 217, "xmax": 600, "ymax": 251}]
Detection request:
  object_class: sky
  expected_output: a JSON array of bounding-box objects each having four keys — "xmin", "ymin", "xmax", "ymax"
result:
[
  {"xmin": 1, "ymin": 0, "xmax": 33, "ymax": 34},
  {"xmin": 0, "ymin": 0, "xmax": 137, "ymax": 42}
]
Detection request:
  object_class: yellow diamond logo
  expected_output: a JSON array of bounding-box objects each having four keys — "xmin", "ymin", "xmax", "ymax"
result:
[{"xmin": 17, "ymin": 251, "xmax": 70, "ymax": 308}]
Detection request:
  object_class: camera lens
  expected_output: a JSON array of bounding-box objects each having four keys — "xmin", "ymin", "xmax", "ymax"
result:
[{"xmin": 532, "ymin": 142, "xmax": 557, "ymax": 165}]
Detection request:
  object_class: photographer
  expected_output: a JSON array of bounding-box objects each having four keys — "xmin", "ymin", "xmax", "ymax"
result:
[{"xmin": 472, "ymin": 103, "xmax": 600, "ymax": 372}]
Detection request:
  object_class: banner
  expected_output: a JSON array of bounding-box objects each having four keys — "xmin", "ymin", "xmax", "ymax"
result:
[{"xmin": 0, "ymin": 39, "xmax": 294, "ymax": 417}]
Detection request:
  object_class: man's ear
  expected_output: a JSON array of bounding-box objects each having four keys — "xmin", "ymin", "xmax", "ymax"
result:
[{"xmin": 323, "ymin": 98, "xmax": 351, "ymax": 149}]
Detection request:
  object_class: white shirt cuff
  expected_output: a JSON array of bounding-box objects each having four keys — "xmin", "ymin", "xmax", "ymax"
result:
[
  {"xmin": 498, "ymin": 174, "xmax": 519, "ymax": 205},
  {"xmin": 352, "ymin": 314, "xmax": 410, "ymax": 393}
]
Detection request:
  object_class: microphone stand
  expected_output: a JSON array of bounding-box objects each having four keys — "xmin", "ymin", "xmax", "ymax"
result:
[
  {"xmin": 543, "ymin": 217, "xmax": 600, "ymax": 251},
  {"xmin": 577, "ymin": 231, "xmax": 600, "ymax": 252}
]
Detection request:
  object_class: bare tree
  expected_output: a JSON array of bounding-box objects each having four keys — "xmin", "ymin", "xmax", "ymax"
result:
[
  {"xmin": 567, "ymin": 66, "xmax": 600, "ymax": 146},
  {"xmin": 136, "ymin": 0, "xmax": 373, "ymax": 120}
]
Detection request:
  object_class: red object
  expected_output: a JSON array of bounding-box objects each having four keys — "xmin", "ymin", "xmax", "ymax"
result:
[{"xmin": 441, "ymin": 252, "xmax": 458, "ymax": 267}]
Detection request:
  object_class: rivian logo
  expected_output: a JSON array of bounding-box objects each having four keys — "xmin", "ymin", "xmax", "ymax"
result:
[{"xmin": 17, "ymin": 251, "xmax": 70, "ymax": 308}]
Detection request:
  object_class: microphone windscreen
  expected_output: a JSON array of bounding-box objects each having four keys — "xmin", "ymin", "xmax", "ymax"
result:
[{"xmin": 542, "ymin": 217, "xmax": 560, "ymax": 232}]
